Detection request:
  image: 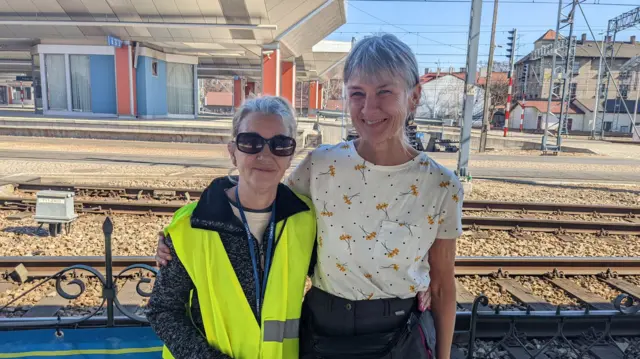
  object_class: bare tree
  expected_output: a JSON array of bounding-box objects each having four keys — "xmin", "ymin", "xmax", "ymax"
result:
[
  {"xmin": 478, "ymin": 61, "xmax": 511, "ymax": 73},
  {"xmin": 486, "ymin": 79, "xmax": 510, "ymax": 125}
]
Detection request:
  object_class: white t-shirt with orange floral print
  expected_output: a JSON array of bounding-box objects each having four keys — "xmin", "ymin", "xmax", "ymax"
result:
[{"xmin": 287, "ymin": 141, "xmax": 464, "ymax": 300}]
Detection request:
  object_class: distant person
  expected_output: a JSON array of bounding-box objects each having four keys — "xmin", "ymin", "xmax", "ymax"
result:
[
  {"xmin": 147, "ymin": 96, "xmax": 317, "ymax": 359},
  {"xmin": 156, "ymin": 33, "xmax": 459, "ymax": 358}
]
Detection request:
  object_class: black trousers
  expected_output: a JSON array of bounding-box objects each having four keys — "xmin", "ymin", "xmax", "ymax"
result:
[{"xmin": 299, "ymin": 287, "xmax": 433, "ymax": 359}]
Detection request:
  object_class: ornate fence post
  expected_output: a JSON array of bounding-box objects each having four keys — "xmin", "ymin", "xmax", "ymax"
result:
[{"xmin": 102, "ymin": 217, "xmax": 115, "ymax": 327}]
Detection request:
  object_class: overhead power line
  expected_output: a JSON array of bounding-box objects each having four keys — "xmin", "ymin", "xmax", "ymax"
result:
[{"xmin": 347, "ymin": 3, "xmax": 468, "ymax": 51}]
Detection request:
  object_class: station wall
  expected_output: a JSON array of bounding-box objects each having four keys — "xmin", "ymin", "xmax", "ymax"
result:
[
  {"xmin": 89, "ymin": 55, "xmax": 117, "ymax": 114},
  {"xmin": 137, "ymin": 56, "xmax": 168, "ymax": 117}
]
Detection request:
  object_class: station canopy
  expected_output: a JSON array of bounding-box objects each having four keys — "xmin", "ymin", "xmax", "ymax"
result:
[{"xmin": 0, "ymin": 0, "xmax": 349, "ymax": 81}]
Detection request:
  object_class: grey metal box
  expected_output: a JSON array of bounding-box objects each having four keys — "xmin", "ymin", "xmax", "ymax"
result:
[{"xmin": 34, "ymin": 190, "xmax": 78, "ymax": 223}]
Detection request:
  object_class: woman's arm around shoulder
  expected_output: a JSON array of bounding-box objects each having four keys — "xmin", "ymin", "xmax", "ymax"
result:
[{"xmin": 146, "ymin": 235, "xmax": 232, "ymax": 359}]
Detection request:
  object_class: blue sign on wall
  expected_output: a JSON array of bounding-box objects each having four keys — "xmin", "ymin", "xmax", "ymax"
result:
[
  {"xmin": 107, "ymin": 35, "xmax": 123, "ymax": 48},
  {"xmin": 16, "ymin": 76, "xmax": 33, "ymax": 81}
]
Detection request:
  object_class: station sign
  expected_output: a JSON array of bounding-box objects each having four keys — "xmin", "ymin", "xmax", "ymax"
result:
[
  {"xmin": 16, "ymin": 76, "xmax": 32, "ymax": 82},
  {"xmin": 107, "ymin": 35, "xmax": 123, "ymax": 48}
]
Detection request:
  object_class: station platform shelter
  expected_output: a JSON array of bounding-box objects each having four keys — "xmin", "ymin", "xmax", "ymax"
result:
[{"xmin": 0, "ymin": 0, "xmax": 350, "ymax": 120}]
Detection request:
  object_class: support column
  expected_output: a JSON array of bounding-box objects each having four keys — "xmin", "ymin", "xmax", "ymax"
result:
[
  {"xmin": 308, "ymin": 80, "xmax": 319, "ymax": 118},
  {"xmin": 262, "ymin": 44, "xmax": 281, "ymax": 96},
  {"xmin": 115, "ymin": 45, "xmax": 135, "ymax": 117},
  {"xmin": 318, "ymin": 83, "xmax": 324, "ymax": 109},
  {"xmin": 281, "ymin": 60, "xmax": 296, "ymax": 106},
  {"xmin": 245, "ymin": 81, "xmax": 255, "ymax": 98},
  {"xmin": 233, "ymin": 76, "xmax": 245, "ymax": 110}
]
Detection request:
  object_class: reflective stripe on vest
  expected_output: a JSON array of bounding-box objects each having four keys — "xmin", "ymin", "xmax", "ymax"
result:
[
  {"xmin": 263, "ymin": 319, "xmax": 300, "ymax": 342},
  {"xmin": 161, "ymin": 195, "xmax": 316, "ymax": 359}
]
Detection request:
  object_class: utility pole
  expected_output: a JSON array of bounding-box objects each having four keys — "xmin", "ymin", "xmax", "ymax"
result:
[
  {"xmin": 457, "ymin": 0, "xmax": 483, "ymax": 177},
  {"xmin": 556, "ymin": 0, "xmax": 578, "ymax": 149},
  {"xmin": 479, "ymin": 0, "xmax": 499, "ymax": 152},
  {"xmin": 503, "ymin": 28, "xmax": 517, "ymax": 137},
  {"xmin": 591, "ymin": 36, "xmax": 605, "ymax": 139},
  {"xmin": 542, "ymin": 0, "xmax": 563, "ymax": 151}
]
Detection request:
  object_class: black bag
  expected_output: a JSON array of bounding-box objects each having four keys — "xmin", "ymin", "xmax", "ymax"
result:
[{"xmin": 303, "ymin": 312, "xmax": 433, "ymax": 359}]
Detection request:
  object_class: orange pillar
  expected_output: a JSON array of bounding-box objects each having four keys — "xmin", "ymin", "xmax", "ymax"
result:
[
  {"xmin": 7, "ymin": 87, "xmax": 12, "ymax": 104},
  {"xmin": 308, "ymin": 80, "xmax": 319, "ymax": 118},
  {"xmin": 233, "ymin": 77, "xmax": 244, "ymax": 109},
  {"xmin": 115, "ymin": 45, "xmax": 135, "ymax": 117},
  {"xmin": 262, "ymin": 45, "xmax": 281, "ymax": 96},
  {"xmin": 281, "ymin": 61, "xmax": 295, "ymax": 106}
]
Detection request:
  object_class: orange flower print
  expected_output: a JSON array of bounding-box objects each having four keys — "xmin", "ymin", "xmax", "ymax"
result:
[
  {"xmin": 414, "ymin": 256, "xmax": 422, "ymax": 262},
  {"xmin": 382, "ymin": 264, "xmax": 400, "ymax": 271},
  {"xmin": 452, "ymin": 188, "xmax": 463, "ymax": 203},
  {"xmin": 357, "ymin": 288, "xmax": 374, "ymax": 300},
  {"xmin": 439, "ymin": 181, "xmax": 451, "ymax": 188},
  {"xmin": 320, "ymin": 165, "xmax": 336, "ymax": 177},
  {"xmin": 360, "ymin": 226, "xmax": 377, "ymax": 241},
  {"xmin": 319, "ymin": 236, "xmax": 324, "ymax": 248},
  {"xmin": 336, "ymin": 262, "xmax": 347, "ymax": 272},
  {"xmin": 428, "ymin": 212, "xmax": 445, "ymax": 226},
  {"xmin": 287, "ymin": 178, "xmax": 295, "ymax": 187},
  {"xmin": 364, "ymin": 273, "xmax": 373, "ymax": 279},
  {"xmin": 343, "ymin": 193, "xmax": 360, "ymax": 205},
  {"xmin": 419, "ymin": 160, "xmax": 429, "ymax": 167},
  {"xmin": 400, "ymin": 184, "xmax": 419, "ymax": 197},
  {"xmin": 381, "ymin": 242, "xmax": 400, "ymax": 258},
  {"xmin": 438, "ymin": 218, "xmax": 445, "ymax": 225},
  {"xmin": 320, "ymin": 202, "xmax": 334, "ymax": 217},
  {"xmin": 376, "ymin": 203, "xmax": 390, "ymax": 220},
  {"xmin": 339, "ymin": 234, "xmax": 353, "ymax": 253},
  {"xmin": 341, "ymin": 143, "xmax": 350, "ymax": 149},
  {"xmin": 409, "ymin": 285, "xmax": 416, "ymax": 293},
  {"xmin": 354, "ymin": 161, "xmax": 367, "ymax": 181},
  {"xmin": 427, "ymin": 215, "xmax": 435, "ymax": 225}
]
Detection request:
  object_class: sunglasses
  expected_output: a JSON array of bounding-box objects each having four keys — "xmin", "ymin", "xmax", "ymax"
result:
[{"xmin": 234, "ymin": 132, "xmax": 297, "ymax": 157}]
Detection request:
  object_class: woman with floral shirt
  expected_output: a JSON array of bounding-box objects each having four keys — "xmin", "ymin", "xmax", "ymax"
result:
[{"xmin": 288, "ymin": 34, "xmax": 462, "ymax": 359}]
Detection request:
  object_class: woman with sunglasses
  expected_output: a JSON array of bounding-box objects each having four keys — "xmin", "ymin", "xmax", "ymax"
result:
[{"xmin": 147, "ymin": 96, "xmax": 316, "ymax": 359}]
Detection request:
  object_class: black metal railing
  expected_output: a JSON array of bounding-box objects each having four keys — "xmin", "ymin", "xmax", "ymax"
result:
[{"xmin": 0, "ymin": 217, "xmax": 157, "ymax": 330}]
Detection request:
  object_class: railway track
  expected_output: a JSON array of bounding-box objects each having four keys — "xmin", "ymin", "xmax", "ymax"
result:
[
  {"xmin": 3, "ymin": 195, "xmax": 640, "ymax": 235},
  {"xmin": 11, "ymin": 182, "xmax": 640, "ymax": 217},
  {"xmin": 2, "ymin": 256, "xmax": 640, "ymax": 277}
]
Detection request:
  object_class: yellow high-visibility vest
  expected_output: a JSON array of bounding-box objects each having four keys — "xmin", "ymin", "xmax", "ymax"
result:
[{"xmin": 161, "ymin": 194, "xmax": 316, "ymax": 359}]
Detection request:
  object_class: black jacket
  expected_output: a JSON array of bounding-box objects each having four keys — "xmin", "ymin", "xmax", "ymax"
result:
[{"xmin": 146, "ymin": 177, "xmax": 314, "ymax": 359}]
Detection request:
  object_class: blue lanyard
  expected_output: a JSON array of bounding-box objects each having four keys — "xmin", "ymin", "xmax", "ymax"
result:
[{"xmin": 235, "ymin": 185, "xmax": 277, "ymax": 315}]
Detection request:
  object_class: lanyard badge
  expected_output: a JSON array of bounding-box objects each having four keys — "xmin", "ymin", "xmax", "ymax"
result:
[{"xmin": 235, "ymin": 185, "xmax": 277, "ymax": 315}]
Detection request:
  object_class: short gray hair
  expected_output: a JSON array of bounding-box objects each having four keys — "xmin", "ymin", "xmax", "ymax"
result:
[
  {"xmin": 343, "ymin": 34, "xmax": 420, "ymax": 93},
  {"xmin": 231, "ymin": 96, "xmax": 297, "ymax": 138}
]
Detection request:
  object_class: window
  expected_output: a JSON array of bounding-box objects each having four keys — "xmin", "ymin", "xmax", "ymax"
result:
[
  {"xmin": 567, "ymin": 118, "xmax": 573, "ymax": 131},
  {"xmin": 45, "ymin": 54, "xmax": 67, "ymax": 110},
  {"xmin": 599, "ymin": 83, "xmax": 606, "ymax": 97},
  {"xmin": 152, "ymin": 60, "xmax": 158, "ymax": 77},
  {"xmin": 166, "ymin": 63, "xmax": 194, "ymax": 115},
  {"xmin": 603, "ymin": 122, "xmax": 612, "ymax": 131},
  {"xmin": 570, "ymin": 83, "xmax": 577, "ymax": 99},
  {"xmin": 25, "ymin": 87, "xmax": 31, "ymax": 100},
  {"xmin": 70, "ymin": 55, "xmax": 91, "ymax": 112},
  {"xmin": 572, "ymin": 61, "xmax": 581, "ymax": 74},
  {"xmin": 619, "ymin": 84, "xmax": 629, "ymax": 100}
]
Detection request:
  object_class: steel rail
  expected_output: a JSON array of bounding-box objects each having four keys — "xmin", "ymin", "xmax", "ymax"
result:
[
  {"xmin": 2, "ymin": 256, "xmax": 640, "ymax": 277},
  {"xmin": 13, "ymin": 183, "xmax": 640, "ymax": 216},
  {"xmin": 3, "ymin": 196, "xmax": 640, "ymax": 234}
]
